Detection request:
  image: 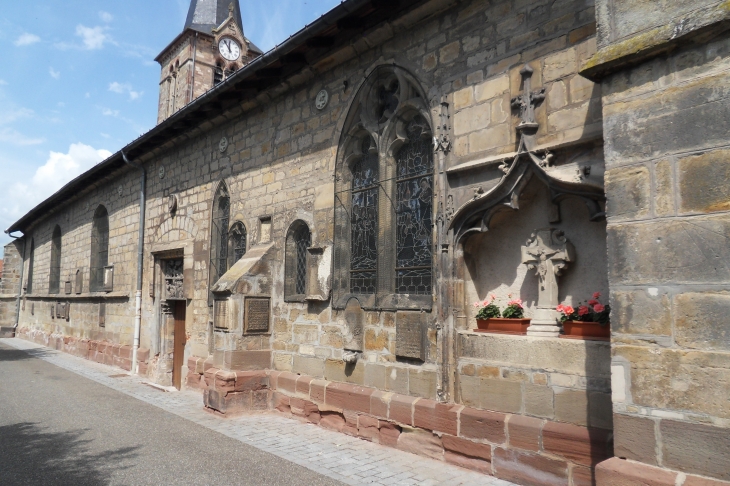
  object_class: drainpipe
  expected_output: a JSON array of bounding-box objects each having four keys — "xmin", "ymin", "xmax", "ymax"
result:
[
  {"xmin": 7, "ymin": 231, "xmax": 26, "ymax": 332},
  {"xmin": 122, "ymin": 151, "xmax": 146, "ymax": 374}
]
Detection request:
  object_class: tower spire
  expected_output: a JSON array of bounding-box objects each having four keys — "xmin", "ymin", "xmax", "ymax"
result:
[{"xmin": 184, "ymin": 0, "xmax": 243, "ymax": 35}]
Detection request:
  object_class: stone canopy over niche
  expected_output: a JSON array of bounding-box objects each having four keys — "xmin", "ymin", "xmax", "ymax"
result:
[{"xmin": 463, "ymin": 176, "xmax": 609, "ymax": 330}]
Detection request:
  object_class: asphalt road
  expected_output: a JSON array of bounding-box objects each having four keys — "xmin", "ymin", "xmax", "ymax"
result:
[{"xmin": 0, "ymin": 342, "xmax": 343, "ymax": 486}]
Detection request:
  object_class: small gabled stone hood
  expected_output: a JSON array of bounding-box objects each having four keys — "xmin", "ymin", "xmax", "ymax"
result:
[{"xmin": 211, "ymin": 243, "xmax": 275, "ymax": 295}]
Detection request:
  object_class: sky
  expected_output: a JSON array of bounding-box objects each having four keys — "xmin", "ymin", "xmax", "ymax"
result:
[{"xmin": 0, "ymin": 0, "xmax": 341, "ymax": 249}]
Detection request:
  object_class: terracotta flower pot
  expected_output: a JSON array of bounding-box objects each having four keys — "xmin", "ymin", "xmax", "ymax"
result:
[
  {"xmin": 561, "ymin": 320, "xmax": 610, "ymax": 340},
  {"xmin": 475, "ymin": 318, "xmax": 531, "ymax": 335}
]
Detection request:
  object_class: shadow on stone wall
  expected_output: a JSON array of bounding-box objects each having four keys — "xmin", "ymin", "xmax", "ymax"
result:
[{"xmin": 0, "ymin": 422, "xmax": 139, "ymax": 485}]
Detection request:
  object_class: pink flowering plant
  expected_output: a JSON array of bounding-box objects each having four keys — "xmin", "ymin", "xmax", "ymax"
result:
[
  {"xmin": 556, "ymin": 292, "xmax": 610, "ymax": 326},
  {"xmin": 502, "ymin": 297, "xmax": 525, "ymax": 319},
  {"xmin": 474, "ymin": 295, "xmax": 501, "ymax": 320},
  {"xmin": 474, "ymin": 294, "xmax": 525, "ymax": 319}
]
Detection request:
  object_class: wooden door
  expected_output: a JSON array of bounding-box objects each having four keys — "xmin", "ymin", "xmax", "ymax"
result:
[{"xmin": 172, "ymin": 300, "xmax": 186, "ymax": 390}]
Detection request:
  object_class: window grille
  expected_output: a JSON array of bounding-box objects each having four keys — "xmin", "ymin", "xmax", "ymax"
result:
[
  {"xmin": 228, "ymin": 222, "xmax": 247, "ymax": 268},
  {"xmin": 395, "ymin": 117, "xmax": 433, "ymax": 295},
  {"xmin": 49, "ymin": 226, "xmax": 62, "ymax": 294},
  {"xmin": 90, "ymin": 206, "xmax": 109, "ymax": 292},
  {"xmin": 209, "ymin": 182, "xmax": 230, "ymax": 302},
  {"xmin": 350, "ymin": 137, "xmax": 378, "ymax": 294},
  {"xmin": 284, "ymin": 221, "xmax": 311, "ymax": 300}
]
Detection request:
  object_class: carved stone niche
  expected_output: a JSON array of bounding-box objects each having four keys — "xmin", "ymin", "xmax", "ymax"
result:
[
  {"xmin": 64, "ymin": 281, "xmax": 72, "ymax": 295},
  {"xmin": 306, "ymin": 246, "xmax": 332, "ymax": 301},
  {"xmin": 395, "ymin": 311, "xmax": 427, "ymax": 362},
  {"xmin": 341, "ymin": 298, "xmax": 364, "ymax": 352},
  {"xmin": 75, "ymin": 269, "xmax": 83, "ymax": 295}
]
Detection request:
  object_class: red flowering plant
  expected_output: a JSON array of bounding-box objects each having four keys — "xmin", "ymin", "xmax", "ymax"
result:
[
  {"xmin": 556, "ymin": 292, "xmax": 610, "ymax": 326},
  {"xmin": 474, "ymin": 295, "xmax": 501, "ymax": 320}
]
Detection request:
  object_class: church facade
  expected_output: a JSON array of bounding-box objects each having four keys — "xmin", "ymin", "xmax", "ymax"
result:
[{"xmin": 2, "ymin": 0, "xmax": 729, "ymax": 483}]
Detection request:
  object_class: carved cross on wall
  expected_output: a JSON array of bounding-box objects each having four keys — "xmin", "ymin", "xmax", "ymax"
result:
[
  {"xmin": 521, "ymin": 228, "xmax": 574, "ymax": 309},
  {"xmin": 511, "ymin": 64, "xmax": 545, "ymax": 132}
]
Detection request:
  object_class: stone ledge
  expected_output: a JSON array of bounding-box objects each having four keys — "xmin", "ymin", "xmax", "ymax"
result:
[
  {"xmin": 581, "ymin": 2, "xmax": 730, "ymax": 81},
  {"xmin": 23, "ymin": 292, "xmax": 130, "ymax": 300}
]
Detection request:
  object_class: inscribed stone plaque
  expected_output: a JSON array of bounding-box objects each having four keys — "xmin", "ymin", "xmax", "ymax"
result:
[
  {"xmin": 214, "ymin": 299, "xmax": 229, "ymax": 330},
  {"xmin": 244, "ymin": 297, "xmax": 270, "ymax": 333},
  {"xmin": 342, "ymin": 298, "xmax": 364, "ymax": 351},
  {"xmin": 396, "ymin": 312, "xmax": 426, "ymax": 361}
]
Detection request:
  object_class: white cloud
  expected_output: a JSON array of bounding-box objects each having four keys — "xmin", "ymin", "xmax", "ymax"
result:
[
  {"xmin": 14, "ymin": 33, "xmax": 40, "ymax": 46},
  {"xmin": 109, "ymin": 81, "xmax": 142, "ymax": 101},
  {"xmin": 0, "ymin": 128, "xmax": 44, "ymax": 146},
  {"xmin": 49, "ymin": 67, "xmax": 60, "ymax": 79},
  {"xmin": 101, "ymin": 108, "xmax": 119, "ymax": 117},
  {"xmin": 76, "ymin": 25, "xmax": 110, "ymax": 50},
  {"xmin": 0, "ymin": 107, "xmax": 34, "ymax": 125},
  {"xmin": 4, "ymin": 143, "xmax": 112, "ymax": 226},
  {"xmin": 99, "ymin": 11, "xmax": 113, "ymax": 22}
]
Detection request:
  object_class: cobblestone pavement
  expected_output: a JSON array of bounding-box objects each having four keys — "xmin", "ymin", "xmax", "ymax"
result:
[{"xmin": 1, "ymin": 338, "xmax": 517, "ymax": 486}]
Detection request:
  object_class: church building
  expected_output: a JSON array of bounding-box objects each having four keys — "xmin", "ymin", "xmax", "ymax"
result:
[{"xmin": 2, "ymin": 0, "xmax": 729, "ymax": 484}]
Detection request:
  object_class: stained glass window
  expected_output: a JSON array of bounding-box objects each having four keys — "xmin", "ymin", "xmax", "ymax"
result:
[
  {"xmin": 350, "ymin": 137, "xmax": 379, "ymax": 294},
  {"xmin": 210, "ymin": 182, "xmax": 230, "ymax": 300},
  {"xmin": 90, "ymin": 205, "xmax": 109, "ymax": 292},
  {"xmin": 395, "ymin": 117, "xmax": 433, "ymax": 294},
  {"xmin": 229, "ymin": 222, "xmax": 247, "ymax": 267}
]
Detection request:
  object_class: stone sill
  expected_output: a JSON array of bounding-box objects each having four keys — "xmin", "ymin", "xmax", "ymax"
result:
[
  {"xmin": 0, "ymin": 294, "xmax": 19, "ymax": 300},
  {"xmin": 23, "ymin": 292, "xmax": 130, "ymax": 301}
]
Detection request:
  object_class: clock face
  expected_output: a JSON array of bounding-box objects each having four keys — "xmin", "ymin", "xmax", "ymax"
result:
[
  {"xmin": 315, "ymin": 89, "xmax": 329, "ymax": 110},
  {"xmin": 218, "ymin": 38, "xmax": 241, "ymax": 61}
]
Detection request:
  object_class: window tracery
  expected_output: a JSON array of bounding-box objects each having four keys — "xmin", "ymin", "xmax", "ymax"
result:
[
  {"xmin": 209, "ymin": 182, "xmax": 230, "ymax": 302},
  {"xmin": 333, "ymin": 65, "xmax": 434, "ymax": 310},
  {"xmin": 285, "ymin": 220, "xmax": 312, "ymax": 301},
  {"xmin": 228, "ymin": 221, "xmax": 247, "ymax": 268}
]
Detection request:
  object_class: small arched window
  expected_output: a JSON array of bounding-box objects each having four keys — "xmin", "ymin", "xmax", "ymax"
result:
[
  {"xmin": 228, "ymin": 222, "xmax": 247, "ymax": 268},
  {"xmin": 210, "ymin": 182, "xmax": 230, "ymax": 297},
  {"xmin": 90, "ymin": 205, "xmax": 110, "ymax": 292},
  {"xmin": 26, "ymin": 238, "xmax": 35, "ymax": 294},
  {"xmin": 49, "ymin": 226, "xmax": 62, "ymax": 294},
  {"xmin": 285, "ymin": 220, "xmax": 311, "ymax": 301}
]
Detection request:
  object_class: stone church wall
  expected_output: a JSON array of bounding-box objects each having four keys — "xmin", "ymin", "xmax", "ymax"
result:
[
  {"xmin": 590, "ymin": 0, "xmax": 730, "ymax": 482},
  {"xmin": 0, "ymin": 241, "xmax": 23, "ymax": 336}
]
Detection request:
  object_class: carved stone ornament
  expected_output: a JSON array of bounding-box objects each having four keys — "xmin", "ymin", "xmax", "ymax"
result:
[
  {"xmin": 315, "ymin": 89, "xmax": 329, "ymax": 110},
  {"xmin": 448, "ymin": 64, "xmax": 606, "ymax": 244},
  {"xmin": 521, "ymin": 228, "xmax": 574, "ymax": 337},
  {"xmin": 219, "ymin": 136, "xmax": 229, "ymax": 153},
  {"xmin": 158, "ymin": 166, "xmax": 165, "ymax": 179},
  {"xmin": 117, "ymin": 185, "xmax": 123, "ymax": 197},
  {"xmin": 433, "ymin": 98, "xmax": 451, "ymax": 154},
  {"xmin": 168, "ymin": 194, "xmax": 178, "ymax": 215}
]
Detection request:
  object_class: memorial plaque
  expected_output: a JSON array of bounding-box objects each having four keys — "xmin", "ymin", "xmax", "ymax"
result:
[
  {"xmin": 214, "ymin": 299, "xmax": 229, "ymax": 330},
  {"xmin": 64, "ymin": 281, "xmax": 72, "ymax": 295},
  {"xmin": 244, "ymin": 298, "xmax": 270, "ymax": 333},
  {"xmin": 342, "ymin": 298, "xmax": 364, "ymax": 351},
  {"xmin": 395, "ymin": 312, "xmax": 426, "ymax": 361}
]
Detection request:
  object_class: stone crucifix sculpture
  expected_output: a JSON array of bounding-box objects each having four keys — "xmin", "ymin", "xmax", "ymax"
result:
[{"xmin": 521, "ymin": 228, "xmax": 575, "ymax": 337}]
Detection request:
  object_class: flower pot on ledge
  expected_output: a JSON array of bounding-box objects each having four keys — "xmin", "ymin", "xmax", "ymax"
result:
[
  {"xmin": 475, "ymin": 318, "xmax": 531, "ymax": 335},
  {"xmin": 561, "ymin": 320, "xmax": 610, "ymax": 340}
]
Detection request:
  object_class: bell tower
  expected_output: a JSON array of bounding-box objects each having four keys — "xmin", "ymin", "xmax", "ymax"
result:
[{"xmin": 154, "ymin": 0, "xmax": 262, "ymax": 124}]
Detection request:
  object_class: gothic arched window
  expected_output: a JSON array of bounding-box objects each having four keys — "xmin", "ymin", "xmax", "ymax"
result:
[
  {"xmin": 26, "ymin": 238, "xmax": 35, "ymax": 294},
  {"xmin": 90, "ymin": 205, "xmax": 109, "ymax": 292},
  {"xmin": 209, "ymin": 182, "xmax": 230, "ymax": 296},
  {"xmin": 285, "ymin": 220, "xmax": 311, "ymax": 301},
  {"xmin": 333, "ymin": 66, "xmax": 434, "ymax": 310},
  {"xmin": 228, "ymin": 221, "xmax": 247, "ymax": 268},
  {"xmin": 49, "ymin": 226, "xmax": 62, "ymax": 294}
]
